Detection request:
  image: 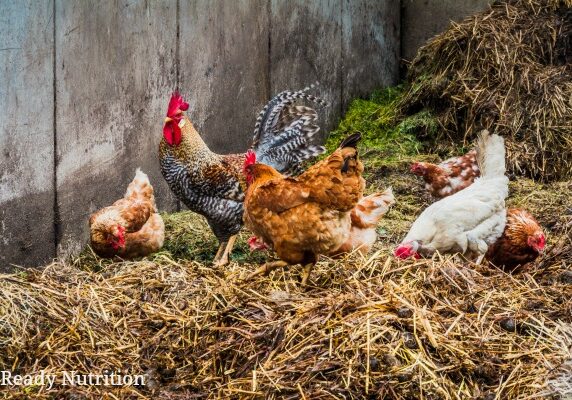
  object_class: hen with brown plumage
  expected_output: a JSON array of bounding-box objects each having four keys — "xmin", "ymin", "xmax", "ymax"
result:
[
  {"xmin": 247, "ymin": 188, "xmax": 395, "ymax": 257},
  {"xmin": 485, "ymin": 208, "xmax": 545, "ymax": 271},
  {"xmin": 331, "ymin": 188, "xmax": 395, "ymax": 256},
  {"xmin": 89, "ymin": 169, "xmax": 164, "ymax": 259},
  {"xmin": 243, "ymin": 133, "xmax": 365, "ymax": 285}
]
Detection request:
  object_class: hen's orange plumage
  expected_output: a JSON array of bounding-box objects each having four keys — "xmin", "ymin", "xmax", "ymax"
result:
[
  {"xmin": 486, "ymin": 208, "xmax": 545, "ymax": 271},
  {"xmin": 243, "ymin": 133, "xmax": 365, "ymax": 284},
  {"xmin": 89, "ymin": 169, "xmax": 164, "ymax": 259},
  {"xmin": 411, "ymin": 149, "xmax": 479, "ymax": 198}
]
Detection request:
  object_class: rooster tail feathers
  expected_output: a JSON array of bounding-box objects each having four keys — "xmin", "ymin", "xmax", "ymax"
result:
[
  {"xmin": 251, "ymin": 83, "xmax": 328, "ymax": 176},
  {"xmin": 252, "ymin": 82, "xmax": 327, "ymax": 145},
  {"xmin": 476, "ymin": 130, "xmax": 506, "ymax": 179},
  {"xmin": 339, "ymin": 132, "xmax": 362, "ymax": 149}
]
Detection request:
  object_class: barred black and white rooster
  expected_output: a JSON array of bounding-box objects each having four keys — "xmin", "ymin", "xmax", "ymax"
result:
[{"xmin": 159, "ymin": 85, "xmax": 326, "ymax": 265}]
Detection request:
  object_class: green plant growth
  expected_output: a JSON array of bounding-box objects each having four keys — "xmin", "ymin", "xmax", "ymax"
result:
[{"xmin": 325, "ymin": 86, "xmax": 438, "ymax": 164}]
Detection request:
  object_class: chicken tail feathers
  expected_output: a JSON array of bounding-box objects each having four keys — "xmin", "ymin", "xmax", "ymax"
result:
[
  {"xmin": 251, "ymin": 83, "xmax": 327, "ymax": 176},
  {"xmin": 476, "ymin": 129, "xmax": 506, "ymax": 179},
  {"xmin": 339, "ymin": 132, "xmax": 362, "ymax": 149},
  {"xmin": 125, "ymin": 168, "xmax": 157, "ymax": 210}
]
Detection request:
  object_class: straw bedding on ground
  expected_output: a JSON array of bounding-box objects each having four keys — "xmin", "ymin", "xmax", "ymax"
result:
[
  {"xmin": 1, "ymin": 1, "xmax": 571, "ymax": 398},
  {"xmin": 0, "ymin": 155, "xmax": 571, "ymax": 400}
]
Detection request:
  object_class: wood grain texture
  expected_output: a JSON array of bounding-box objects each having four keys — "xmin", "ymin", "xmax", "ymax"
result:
[
  {"xmin": 270, "ymin": 0, "xmax": 342, "ymax": 137},
  {"xmin": 55, "ymin": 0, "xmax": 178, "ymax": 256},
  {"xmin": 179, "ymin": 0, "xmax": 269, "ymax": 154},
  {"xmin": 0, "ymin": 0, "xmax": 55, "ymax": 269},
  {"xmin": 342, "ymin": 0, "xmax": 399, "ymax": 110}
]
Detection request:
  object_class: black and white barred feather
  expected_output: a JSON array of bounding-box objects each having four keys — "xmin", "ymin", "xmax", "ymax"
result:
[{"xmin": 251, "ymin": 83, "xmax": 327, "ymax": 175}]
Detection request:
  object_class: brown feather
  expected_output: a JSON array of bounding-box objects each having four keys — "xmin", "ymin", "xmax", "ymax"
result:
[
  {"xmin": 486, "ymin": 208, "xmax": 544, "ymax": 271},
  {"xmin": 243, "ymin": 138, "xmax": 365, "ymax": 266}
]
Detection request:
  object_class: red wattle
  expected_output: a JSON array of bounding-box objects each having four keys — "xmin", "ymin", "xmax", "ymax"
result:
[{"xmin": 163, "ymin": 121, "xmax": 182, "ymax": 146}]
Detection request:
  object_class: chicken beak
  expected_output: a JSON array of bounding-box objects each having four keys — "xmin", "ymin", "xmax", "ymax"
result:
[{"xmin": 164, "ymin": 117, "xmax": 173, "ymax": 124}]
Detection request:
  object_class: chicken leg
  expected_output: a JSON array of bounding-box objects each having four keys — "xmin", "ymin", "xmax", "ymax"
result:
[
  {"xmin": 244, "ymin": 260, "xmax": 288, "ymax": 281},
  {"xmin": 213, "ymin": 235, "xmax": 237, "ymax": 267},
  {"xmin": 212, "ymin": 241, "xmax": 227, "ymax": 264},
  {"xmin": 300, "ymin": 263, "xmax": 314, "ymax": 287}
]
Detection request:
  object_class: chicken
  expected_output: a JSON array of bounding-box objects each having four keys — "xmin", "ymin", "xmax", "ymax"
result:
[
  {"xmin": 411, "ymin": 149, "xmax": 479, "ymax": 198},
  {"xmin": 243, "ymin": 133, "xmax": 365, "ymax": 285},
  {"xmin": 330, "ymin": 188, "xmax": 395, "ymax": 256},
  {"xmin": 395, "ymin": 130, "xmax": 508, "ymax": 259},
  {"xmin": 485, "ymin": 208, "xmax": 545, "ymax": 270},
  {"xmin": 247, "ymin": 188, "xmax": 395, "ymax": 257},
  {"xmin": 89, "ymin": 169, "xmax": 164, "ymax": 258},
  {"xmin": 159, "ymin": 86, "xmax": 326, "ymax": 266}
]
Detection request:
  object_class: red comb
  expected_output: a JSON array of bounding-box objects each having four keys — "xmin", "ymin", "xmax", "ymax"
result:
[
  {"xmin": 167, "ymin": 92, "xmax": 189, "ymax": 117},
  {"xmin": 244, "ymin": 150, "xmax": 256, "ymax": 168}
]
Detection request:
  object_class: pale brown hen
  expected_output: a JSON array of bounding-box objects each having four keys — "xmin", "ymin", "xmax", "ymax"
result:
[
  {"xmin": 89, "ymin": 169, "xmax": 164, "ymax": 259},
  {"xmin": 331, "ymin": 188, "xmax": 395, "ymax": 256},
  {"xmin": 243, "ymin": 133, "xmax": 365, "ymax": 285}
]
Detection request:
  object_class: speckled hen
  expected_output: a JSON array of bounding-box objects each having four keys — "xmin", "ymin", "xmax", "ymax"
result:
[
  {"xmin": 159, "ymin": 87, "xmax": 327, "ymax": 265},
  {"xmin": 411, "ymin": 148, "xmax": 480, "ymax": 198}
]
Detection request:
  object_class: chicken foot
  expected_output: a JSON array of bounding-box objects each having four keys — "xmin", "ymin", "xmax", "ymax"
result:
[
  {"xmin": 213, "ymin": 242, "xmax": 226, "ymax": 263},
  {"xmin": 244, "ymin": 260, "xmax": 289, "ymax": 281},
  {"xmin": 213, "ymin": 235, "xmax": 237, "ymax": 267}
]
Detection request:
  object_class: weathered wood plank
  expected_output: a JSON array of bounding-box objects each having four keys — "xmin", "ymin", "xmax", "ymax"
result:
[
  {"xmin": 55, "ymin": 0, "xmax": 178, "ymax": 256},
  {"xmin": 0, "ymin": 0, "xmax": 55, "ymax": 270},
  {"xmin": 179, "ymin": 0, "xmax": 269, "ymax": 154},
  {"xmin": 401, "ymin": 0, "xmax": 490, "ymax": 61},
  {"xmin": 342, "ymin": 0, "xmax": 400, "ymax": 109},
  {"xmin": 270, "ymin": 0, "xmax": 342, "ymax": 138}
]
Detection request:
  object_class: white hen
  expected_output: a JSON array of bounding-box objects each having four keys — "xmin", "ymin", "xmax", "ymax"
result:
[{"xmin": 395, "ymin": 130, "xmax": 508, "ymax": 259}]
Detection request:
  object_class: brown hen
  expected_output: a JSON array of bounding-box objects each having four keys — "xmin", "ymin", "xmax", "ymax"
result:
[
  {"xmin": 243, "ymin": 133, "xmax": 365, "ymax": 285},
  {"xmin": 89, "ymin": 169, "xmax": 164, "ymax": 259},
  {"xmin": 486, "ymin": 208, "xmax": 545, "ymax": 271},
  {"xmin": 330, "ymin": 188, "xmax": 395, "ymax": 256}
]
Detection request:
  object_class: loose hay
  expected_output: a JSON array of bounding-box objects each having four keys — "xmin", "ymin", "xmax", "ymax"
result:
[
  {"xmin": 1, "ymin": 160, "xmax": 571, "ymax": 399},
  {"xmin": 400, "ymin": 0, "xmax": 572, "ymax": 181}
]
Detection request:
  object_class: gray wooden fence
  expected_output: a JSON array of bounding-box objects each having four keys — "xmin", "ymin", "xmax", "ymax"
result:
[{"xmin": 0, "ymin": 0, "xmax": 399, "ymax": 270}]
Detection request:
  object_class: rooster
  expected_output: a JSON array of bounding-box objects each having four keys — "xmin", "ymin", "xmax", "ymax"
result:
[
  {"xmin": 159, "ymin": 86, "xmax": 326, "ymax": 266},
  {"xmin": 247, "ymin": 188, "xmax": 395, "ymax": 257},
  {"xmin": 89, "ymin": 169, "xmax": 164, "ymax": 258},
  {"xmin": 411, "ymin": 149, "xmax": 479, "ymax": 198},
  {"xmin": 243, "ymin": 133, "xmax": 364, "ymax": 285},
  {"xmin": 486, "ymin": 208, "xmax": 545, "ymax": 270},
  {"xmin": 395, "ymin": 130, "xmax": 508, "ymax": 259}
]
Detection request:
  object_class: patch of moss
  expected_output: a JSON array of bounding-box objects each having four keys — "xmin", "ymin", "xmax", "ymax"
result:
[{"xmin": 325, "ymin": 86, "xmax": 438, "ymax": 164}]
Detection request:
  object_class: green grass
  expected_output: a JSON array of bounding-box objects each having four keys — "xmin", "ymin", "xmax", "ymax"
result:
[{"xmin": 324, "ymin": 86, "xmax": 438, "ymax": 164}]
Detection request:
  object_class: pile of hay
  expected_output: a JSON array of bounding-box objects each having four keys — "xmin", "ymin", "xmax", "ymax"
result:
[
  {"xmin": 400, "ymin": 0, "xmax": 572, "ymax": 181},
  {"xmin": 1, "ymin": 156, "xmax": 571, "ymax": 399}
]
